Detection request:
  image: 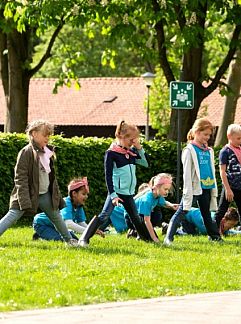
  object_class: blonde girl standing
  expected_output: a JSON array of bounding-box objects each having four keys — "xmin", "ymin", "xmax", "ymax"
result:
[
  {"xmin": 163, "ymin": 118, "xmax": 221, "ymax": 246},
  {"xmin": 79, "ymin": 120, "xmax": 152, "ymax": 247},
  {"xmin": 0, "ymin": 120, "xmax": 77, "ymax": 246}
]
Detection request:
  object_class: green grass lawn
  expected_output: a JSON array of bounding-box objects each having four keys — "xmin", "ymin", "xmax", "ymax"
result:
[{"xmin": 0, "ymin": 226, "xmax": 241, "ymax": 312}]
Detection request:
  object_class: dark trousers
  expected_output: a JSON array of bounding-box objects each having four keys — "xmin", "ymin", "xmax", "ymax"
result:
[
  {"xmin": 166, "ymin": 189, "xmax": 220, "ymax": 241},
  {"xmin": 215, "ymin": 187, "xmax": 241, "ymax": 227},
  {"xmin": 98, "ymin": 194, "xmax": 151, "ymax": 241}
]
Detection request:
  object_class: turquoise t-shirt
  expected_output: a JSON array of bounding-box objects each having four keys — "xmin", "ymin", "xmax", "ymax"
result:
[
  {"xmin": 135, "ymin": 190, "xmax": 166, "ymax": 216},
  {"xmin": 192, "ymin": 144, "xmax": 215, "ymax": 189},
  {"xmin": 61, "ymin": 196, "xmax": 86, "ymax": 223}
]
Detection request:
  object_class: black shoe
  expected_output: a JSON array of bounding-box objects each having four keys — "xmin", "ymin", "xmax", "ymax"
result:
[
  {"xmin": 208, "ymin": 236, "xmax": 224, "ymax": 243},
  {"xmin": 126, "ymin": 229, "xmax": 138, "ymax": 238},
  {"xmin": 32, "ymin": 232, "xmax": 40, "ymax": 240},
  {"xmin": 161, "ymin": 222, "xmax": 168, "ymax": 235}
]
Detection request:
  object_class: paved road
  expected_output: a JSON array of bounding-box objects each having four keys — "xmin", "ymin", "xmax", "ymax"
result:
[{"xmin": 1, "ymin": 291, "xmax": 241, "ymax": 323}]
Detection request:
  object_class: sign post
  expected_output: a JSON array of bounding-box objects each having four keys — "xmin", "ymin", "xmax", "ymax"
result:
[{"xmin": 169, "ymin": 81, "xmax": 194, "ymax": 202}]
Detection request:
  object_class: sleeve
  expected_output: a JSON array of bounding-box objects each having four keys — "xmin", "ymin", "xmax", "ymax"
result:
[
  {"xmin": 219, "ymin": 148, "xmax": 228, "ymax": 166},
  {"xmin": 60, "ymin": 198, "xmax": 73, "ymax": 221},
  {"xmin": 14, "ymin": 149, "xmax": 32, "ymax": 210},
  {"xmin": 65, "ymin": 219, "xmax": 87, "ymax": 234},
  {"xmin": 135, "ymin": 148, "xmax": 148, "ymax": 167},
  {"xmin": 104, "ymin": 151, "xmax": 118, "ymax": 200},
  {"xmin": 157, "ymin": 196, "xmax": 166, "ymax": 207},
  {"xmin": 182, "ymin": 147, "xmax": 194, "ymax": 211}
]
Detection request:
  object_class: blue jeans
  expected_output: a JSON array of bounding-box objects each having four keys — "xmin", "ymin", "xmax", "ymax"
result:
[
  {"xmin": 165, "ymin": 189, "xmax": 220, "ymax": 241},
  {"xmin": 0, "ymin": 192, "xmax": 71, "ymax": 242},
  {"xmin": 33, "ymin": 223, "xmax": 78, "ymax": 241}
]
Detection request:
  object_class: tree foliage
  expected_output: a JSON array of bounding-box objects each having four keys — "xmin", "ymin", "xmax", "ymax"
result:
[{"xmin": 97, "ymin": 0, "xmax": 241, "ymax": 140}]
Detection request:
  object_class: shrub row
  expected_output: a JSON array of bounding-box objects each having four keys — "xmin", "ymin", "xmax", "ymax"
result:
[{"xmin": 0, "ymin": 133, "xmax": 222, "ymax": 224}]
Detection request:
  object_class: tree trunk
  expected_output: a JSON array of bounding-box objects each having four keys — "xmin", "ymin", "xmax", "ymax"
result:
[
  {"xmin": 214, "ymin": 50, "xmax": 241, "ymax": 146},
  {"xmin": 4, "ymin": 30, "xmax": 31, "ymax": 133}
]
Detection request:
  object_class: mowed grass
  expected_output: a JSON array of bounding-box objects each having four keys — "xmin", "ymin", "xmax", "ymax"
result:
[{"xmin": 0, "ymin": 226, "xmax": 241, "ymax": 312}]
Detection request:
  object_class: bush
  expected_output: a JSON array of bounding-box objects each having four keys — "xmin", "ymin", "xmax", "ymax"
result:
[{"xmin": 0, "ymin": 133, "xmax": 223, "ymax": 223}]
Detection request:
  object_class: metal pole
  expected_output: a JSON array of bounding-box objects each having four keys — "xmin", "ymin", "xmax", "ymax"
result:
[
  {"xmin": 176, "ymin": 109, "xmax": 181, "ymax": 203},
  {"xmin": 145, "ymin": 85, "xmax": 150, "ymax": 141}
]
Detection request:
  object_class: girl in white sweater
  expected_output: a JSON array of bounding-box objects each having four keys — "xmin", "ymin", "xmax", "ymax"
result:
[{"xmin": 163, "ymin": 118, "xmax": 221, "ymax": 246}]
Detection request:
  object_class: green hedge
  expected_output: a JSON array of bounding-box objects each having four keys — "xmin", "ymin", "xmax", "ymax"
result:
[{"xmin": 0, "ymin": 133, "xmax": 223, "ymax": 224}]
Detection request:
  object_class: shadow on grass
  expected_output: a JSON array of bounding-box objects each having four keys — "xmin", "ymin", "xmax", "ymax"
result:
[{"xmin": 0, "ymin": 240, "xmax": 147, "ymax": 257}]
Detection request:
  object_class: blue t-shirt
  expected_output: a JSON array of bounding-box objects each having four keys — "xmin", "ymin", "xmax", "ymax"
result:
[
  {"xmin": 192, "ymin": 145, "xmax": 215, "ymax": 189},
  {"xmin": 135, "ymin": 190, "xmax": 166, "ymax": 216},
  {"xmin": 184, "ymin": 208, "xmax": 207, "ymax": 234},
  {"xmin": 61, "ymin": 196, "xmax": 86, "ymax": 223},
  {"xmin": 219, "ymin": 145, "xmax": 241, "ymax": 190}
]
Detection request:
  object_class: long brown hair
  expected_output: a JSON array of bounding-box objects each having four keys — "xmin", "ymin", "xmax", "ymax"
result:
[{"xmin": 187, "ymin": 118, "xmax": 213, "ymax": 142}]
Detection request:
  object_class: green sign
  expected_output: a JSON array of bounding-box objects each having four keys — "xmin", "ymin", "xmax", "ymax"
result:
[{"xmin": 170, "ymin": 81, "xmax": 194, "ymax": 109}]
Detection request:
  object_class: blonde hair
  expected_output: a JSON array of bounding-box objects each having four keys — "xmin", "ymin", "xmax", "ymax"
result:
[
  {"xmin": 115, "ymin": 120, "xmax": 140, "ymax": 139},
  {"xmin": 135, "ymin": 173, "xmax": 173, "ymax": 199},
  {"xmin": 227, "ymin": 124, "xmax": 241, "ymax": 136},
  {"xmin": 187, "ymin": 118, "xmax": 213, "ymax": 142},
  {"xmin": 26, "ymin": 120, "xmax": 54, "ymax": 139}
]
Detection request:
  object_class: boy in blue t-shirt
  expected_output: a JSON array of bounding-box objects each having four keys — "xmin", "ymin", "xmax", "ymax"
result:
[{"xmin": 215, "ymin": 124, "xmax": 241, "ymax": 228}]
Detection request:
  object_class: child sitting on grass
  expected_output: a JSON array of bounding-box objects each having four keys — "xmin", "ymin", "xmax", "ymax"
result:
[{"xmin": 32, "ymin": 177, "xmax": 104, "ymax": 241}]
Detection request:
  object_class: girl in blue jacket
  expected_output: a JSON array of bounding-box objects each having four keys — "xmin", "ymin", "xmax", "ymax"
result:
[{"xmin": 79, "ymin": 120, "xmax": 151, "ymax": 247}]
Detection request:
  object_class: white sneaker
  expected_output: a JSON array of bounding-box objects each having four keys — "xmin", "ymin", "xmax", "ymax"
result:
[
  {"xmin": 163, "ymin": 237, "xmax": 172, "ymax": 246},
  {"xmin": 66, "ymin": 239, "xmax": 79, "ymax": 247},
  {"xmin": 78, "ymin": 240, "xmax": 89, "ymax": 248}
]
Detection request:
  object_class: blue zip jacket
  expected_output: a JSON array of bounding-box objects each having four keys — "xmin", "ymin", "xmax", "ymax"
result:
[{"xmin": 105, "ymin": 147, "xmax": 148, "ymax": 199}]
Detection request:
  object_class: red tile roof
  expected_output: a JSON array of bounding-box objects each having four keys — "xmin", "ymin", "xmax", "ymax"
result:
[
  {"xmin": 0, "ymin": 77, "xmax": 241, "ymax": 127},
  {"xmin": 0, "ymin": 78, "xmax": 148, "ymax": 126}
]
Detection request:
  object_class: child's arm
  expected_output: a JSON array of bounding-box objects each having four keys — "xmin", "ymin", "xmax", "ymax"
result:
[
  {"xmin": 144, "ymin": 216, "xmax": 160, "ymax": 243},
  {"xmin": 219, "ymin": 164, "xmax": 234, "ymax": 202},
  {"xmin": 132, "ymin": 139, "xmax": 148, "ymax": 167},
  {"xmin": 14, "ymin": 149, "xmax": 32, "ymax": 210},
  {"xmin": 165, "ymin": 201, "xmax": 179, "ymax": 210},
  {"xmin": 65, "ymin": 219, "xmax": 87, "ymax": 234}
]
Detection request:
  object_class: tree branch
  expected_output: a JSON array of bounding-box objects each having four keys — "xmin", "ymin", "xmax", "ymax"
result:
[
  {"xmin": 204, "ymin": 24, "xmax": 241, "ymax": 97},
  {"xmin": 27, "ymin": 18, "xmax": 65, "ymax": 78},
  {"xmin": 152, "ymin": 0, "xmax": 175, "ymax": 84}
]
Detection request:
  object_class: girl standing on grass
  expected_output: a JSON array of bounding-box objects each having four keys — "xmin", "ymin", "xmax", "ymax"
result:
[
  {"xmin": 163, "ymin": 118, "xmax": 222, "ymax": 246},
  {"xmin": 0, "ymin": 120, "xmax": 78, "ymax": 247},
  {"xmin": 125, "ymin": 173, "xmax": 179, "ymax": 242},
  {"xmin": 79, "ymin": 120, "xmax": 152, "ymax": 247}
]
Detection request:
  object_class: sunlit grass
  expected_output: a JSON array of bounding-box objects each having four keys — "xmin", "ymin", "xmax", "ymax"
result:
[{"xmin": 0, "ymin": 226, "xmax": 241, "ymax": 311}]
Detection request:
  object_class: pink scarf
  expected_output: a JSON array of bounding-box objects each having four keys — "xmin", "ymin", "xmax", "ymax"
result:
[
  {"xmin": 227, "ymin": 144, "xmax": 241, "ymax": 165},
  {"xmin": 39, "ymin": 146, "xmax": 53, "ymax": 174},
  {"xmin": 191, "ymin": 140, "xmax": 210, "ymax": 151},
  {"xmin": 109, "ymin": 143, "xmax": 137, "ymax": 159}
]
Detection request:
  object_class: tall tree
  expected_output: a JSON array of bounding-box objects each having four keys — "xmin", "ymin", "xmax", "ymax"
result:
[
  {"xmin": 215, "ymin": 50, "xmax": 241, "ymax": 146},
  {"xmin": 0, "ymin": 0, "xmax": 104, "ymax": 133},
  {"xmin": 101, "ymin": 0, "xmax": 241, "ymax": 140}
]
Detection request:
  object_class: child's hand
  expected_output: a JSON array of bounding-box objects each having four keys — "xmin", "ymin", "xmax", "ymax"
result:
[
  {"xmin": 112, "ymin": 197, "xmax": 123, "ymax": 206},
  {"xmin": 132, "ymin": 138, "xmax": 142, "ymax": 150},
  {"xmin": 225, "ymin": 188, "xmax": 234, "ymax": 202},
  {"xmin": 96, "ymin": 229, "xmax": 105, "ymax": 238},
  {"xmin": 171, "ymin": 203, "xmax": 179, "ymax": 210}
]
